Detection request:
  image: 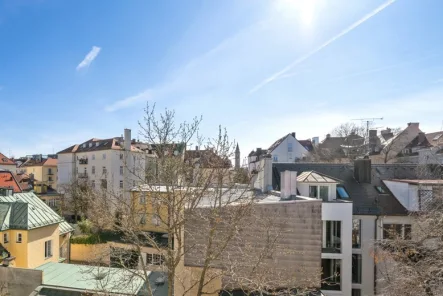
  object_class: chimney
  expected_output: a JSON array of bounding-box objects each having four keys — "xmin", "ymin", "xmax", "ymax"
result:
[
  {"xmin": 326, "ymin": 134, "xmax": 331, "ymax": 139},
  {"xmin": 124, "ymin": 129, "xmax": 131, "ymax": 151},
  {"xmin": 312, "ymin": 137, "xmax": 319, "ymax": 146},
  {"xmin": 195, "ymin": 146, "xmax": 199, "ymax": 151},
  {"xmin": 381, "ymin": 128, "xmax": 391, "ymax": 135},
  {"xmin": 281, "ymin": 170, "xmax": 297, "ymax": 199},
  {"xmin": 291, "ymin": 132, "xmax": 296, "ymax": 138},
  {"xmin": 354, "ymin": 157, "xmax": 371, "ymax": 183},
  {"xmin": 407, "ymin": 122, "xmax": 420, "ymax": 128}
]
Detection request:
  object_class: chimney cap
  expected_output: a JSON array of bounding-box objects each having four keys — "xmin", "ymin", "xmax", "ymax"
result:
[{"xmin": 326, "ymin": 134, "xmax": 331, "ymax": 139}]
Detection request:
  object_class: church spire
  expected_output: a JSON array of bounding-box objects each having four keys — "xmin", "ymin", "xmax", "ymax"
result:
[{"xmin": 235, "ymin": 143, "xmax": 240, "ymax": 169}]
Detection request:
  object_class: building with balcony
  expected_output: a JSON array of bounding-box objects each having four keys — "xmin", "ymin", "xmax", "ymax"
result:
[{"xmin": 20, "ymin": 157, "xmax": 58, "ymax": 190}]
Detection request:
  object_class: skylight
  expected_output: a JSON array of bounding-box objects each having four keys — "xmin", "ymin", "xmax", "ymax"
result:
[
  {"xmin": 433, "ymin": 134, "xmax": 442, "ymax": 141},
  {"xmin": 375, "ymin": 186, "xmax": 386, "ymax": 194},
  {"xmin": 336, "ymin": 186, "xmax": 350, "ymax": 199}
]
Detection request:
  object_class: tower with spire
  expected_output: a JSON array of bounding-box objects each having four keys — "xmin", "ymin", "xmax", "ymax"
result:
[{"xmin": 235, "ymin": 143, "xmax": 240, "ymax": 169}]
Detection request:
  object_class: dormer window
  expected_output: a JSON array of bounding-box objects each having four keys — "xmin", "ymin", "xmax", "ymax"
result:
[
  {"xmin": 375, "ymin": 186, "xmax": 386, "ymax": 194},
  {"xmin": 309, "ymin": 185, "xmax": 329, "ymax": 201},
  {"xmin": 82, "ymin": 144, "xmax": 86, "ymax": 148},
  {"xmin": 89, "ymin": 143, "xmax": 92, "ymax": 148},
  {"xmin": 96, "ymin": 142, "xmax": 100, "ymax": 147}
]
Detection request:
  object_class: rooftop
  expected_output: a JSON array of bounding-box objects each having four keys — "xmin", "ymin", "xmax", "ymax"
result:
[
  {"xmin": 57, "ymin": 137, "xmax": 143, "ymax": 154},
  {"xmin": 0, "ymin": 153, "xmax": 15, "ymax": 166},
  {"xmin": 296, "ymin": 171, "xmax": 342, "ymax": 183},
  {"xmin": 387, "ymin": 179, "xmax": 443, "ymax": 185},
  {"xmin": 0, "ymin": 171, "xmax": 22, "ymax": 193},
  {"xmin": 35, "ymin": 262, "xmax": 167, "ymax": 295},
  {"xmin": 0, "ymin": 191, "xmax": 74, "ymax": 232}
]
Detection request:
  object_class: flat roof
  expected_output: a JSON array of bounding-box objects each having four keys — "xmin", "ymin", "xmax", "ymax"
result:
[{"xmin": 36, "ymin": 262, "xmax": 146, "ymax": 295}]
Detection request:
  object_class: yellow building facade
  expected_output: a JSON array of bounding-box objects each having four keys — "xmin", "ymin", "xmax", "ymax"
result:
[
  {"xmin": 0, "ymin": 191, "xmax": 73, "ymax": 268},
  {"xmin": 22, "ymin": 158, "xmax": 58, "ymax": 190}
]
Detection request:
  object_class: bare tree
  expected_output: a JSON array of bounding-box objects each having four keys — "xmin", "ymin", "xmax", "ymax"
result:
[
  {"xmin": 75, "ymin": 103, "xmax": 320, "ymax": 296},
  {"xmin": 375, "ymin": 165, "xmax": 443, "ymax": 295}
]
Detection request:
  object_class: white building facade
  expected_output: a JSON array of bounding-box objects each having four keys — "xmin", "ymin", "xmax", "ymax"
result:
[{"xmin": 57, "ymin": 129, "xmax": 150, "ymax": 203}]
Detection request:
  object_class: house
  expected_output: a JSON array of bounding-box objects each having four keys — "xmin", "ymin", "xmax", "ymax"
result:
[
  {"xmin": 0, "ymin": 170, "xmax": 23, "ymax": 193},
  {"xmin": 0, "ymin": 173, "xmax": 74, "ymax": 268},
  {"xmin": 0, "ymin": 152, "xmax": 15, "ymax": 171},
  {"xmin": 21, "ymin": 157, "xmax": 58, "ymax": 190},
  {"xmin": 315, "ymin": 133, "xmax": 365, "ymax": 161},
  {"xmin": 271, "ymin": 160, "xmax": 425, "ymax": 296},
  {"xmin": 248, "ymin": 133, "xmax": 312, "ymax": 172},
  {"xmin": 57, "ymin": 129, "xmax": 149, "ymax": 204}
]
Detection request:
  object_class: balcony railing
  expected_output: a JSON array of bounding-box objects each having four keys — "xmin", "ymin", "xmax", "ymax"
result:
[
  {"xmin": 79, "ymin": 158, "xmax": 88, "ymax": 165},
  {"xmin": 78, "ymin": 173, "xmax": 88, "ymax": 178}
]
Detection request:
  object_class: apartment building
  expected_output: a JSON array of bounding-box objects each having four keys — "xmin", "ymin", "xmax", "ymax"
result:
[
  {"xmin": 21, "ymin": 157, "xmax": 58, "ymax": 190},
  {"xmin": 272, "ymin": 159, "xmax": 424, "ymax": 296},
  {"xmin": 0, "ymin": 171, "xmax": 73, "ymax": 268},
  {"xmin": 57, "ymin": 129, "xmax": 149, "ymax": 200}
]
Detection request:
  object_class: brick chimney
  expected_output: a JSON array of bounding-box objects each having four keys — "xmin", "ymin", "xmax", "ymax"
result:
[{"xmin": 291, "ymin": 132, "xmax": 296, "ymax": 138}]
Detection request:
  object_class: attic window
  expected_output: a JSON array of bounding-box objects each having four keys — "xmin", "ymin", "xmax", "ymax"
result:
[
  {"xmin": 96, "ymin": 142, "xmax": 100, "ymax": 147},
  {"xmin": 82, "ymin": 144, "xmax": 86, "ymax": 148},
  {"xmin": 336, "ymin": 186, "xmax": 350, "ymax": 199},
  {"xmin": 89, "ymin": 143, "xmax": 92, "ymax": 148},
  {"xmin": 375, "ymin": 186, "xmax": 386, "ymax": 194}
]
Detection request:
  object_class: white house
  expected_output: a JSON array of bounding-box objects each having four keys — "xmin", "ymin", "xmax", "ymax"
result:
[{"xmin": 57, "ymin": 129, "xmax": 152, "ymax": 204}]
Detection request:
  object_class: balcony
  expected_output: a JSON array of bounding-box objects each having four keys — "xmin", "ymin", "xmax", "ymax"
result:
[
  {"xmin": 79, "ymin": 158, "xmax": 88, "ymax": 165},
  {"xmin": 78, "ymin": 173, "xmax": 88, "ymax": 178}
]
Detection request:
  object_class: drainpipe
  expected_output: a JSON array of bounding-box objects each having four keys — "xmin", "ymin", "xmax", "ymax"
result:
[{"xmin": 374, "ymin": 215, "xmax": 380, "ymax": 295}]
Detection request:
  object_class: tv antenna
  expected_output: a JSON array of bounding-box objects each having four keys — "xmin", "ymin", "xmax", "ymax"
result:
[{"xmin": 351, "ymin": 117, "xmax": 384, "ymax": 138}]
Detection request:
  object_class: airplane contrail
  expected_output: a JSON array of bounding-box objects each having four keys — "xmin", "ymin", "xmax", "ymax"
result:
[{"xmin": 249, "ymin": 0, "xmax": 397, "ymax": 94}]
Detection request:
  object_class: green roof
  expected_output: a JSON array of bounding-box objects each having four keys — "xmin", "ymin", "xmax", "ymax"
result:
[
  {"xmin": 0, "ymin": 192, "xmax": 73, "ymax": 233},
  {"xmin": 35, "ymin": 262, "xmax": 166, "ymax": 295}
]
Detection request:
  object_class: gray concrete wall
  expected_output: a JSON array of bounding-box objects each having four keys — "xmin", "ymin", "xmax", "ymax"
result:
[
  {"xmin": 185, "ymin": 199, "xmax": 323, "ymax": 290},
  {"xmin": 0, "ymin": 267, "xmax": 42, "ymax": 296}
]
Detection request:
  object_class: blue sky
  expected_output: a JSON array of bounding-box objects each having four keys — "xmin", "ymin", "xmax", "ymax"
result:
[{"xmin": 1, "ymin": 0, "xmax": 443, "ymax": 162}]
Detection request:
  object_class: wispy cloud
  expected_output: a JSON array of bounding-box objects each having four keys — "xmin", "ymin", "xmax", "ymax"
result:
[
  {"xmin": 249, "ymin": 0, "xmax": 397, "ymax": 94},
  {"xmin": 76, "ymin": 46, "xmax": 101, "ymax": 71},
  {"xmin": 105, "ymin": 90, "xmax": 151, "ymax": 112}
]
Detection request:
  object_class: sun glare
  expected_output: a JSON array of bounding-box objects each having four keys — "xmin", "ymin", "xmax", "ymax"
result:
[{"xmin": 275, "ymin": 0, "xmax": 320, "ymax": 26}]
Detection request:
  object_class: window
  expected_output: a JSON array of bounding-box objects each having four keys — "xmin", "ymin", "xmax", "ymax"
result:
[
  {"xmin": 383, "ymin": 224, "xmax": 412, "ymax": 240},
  {"xmin": 152, "ymin": 214, "xmax": 160, "ymax": 226},
  {"xmin": 140, "ymin": 193, "xmax": 146, "ymax": 205},
  {"xmin": 321, "ymin": 259, "xmax": 341, "ymax": 290},
  {"xmin": 352, "ymin": 219, "xmax": 361, "ymax": 248},
  {"xmin": 288, "ymin": 142, "xmax": 293, "ymax": 152},
  {"xmin": 102, "ymin": 153, "xmax": 106, "ymax": 160},
  {"xmin": 120, "ymin": 153, "xmax": 123, "ymax": 160},
  {"xmin": 320, "ymin": 186, "xmax": 329, "ymax": 201},
  {"xmin": 120, "ymin": 180, "xmax": 123, "ymax": 189},
  {"xmin": 48, "ymin": 168, "xmax": 52, "ymax": 175},
  {"xmin": 91, "ymin": 180, "xmax": 95, "ymax": 188},
  {"xmin": 309, "ymin": 185, "xmax": 318, "ymax": 198},
  {"xmin": 92, "ymin": 166, "xmax": 95, "ymax": 174},
  {"xmin": 146, "ymin": 253, "xmax": 165, "ymax": 265},
  {"xmin": 101, "ymin": 179, "xmax": 107, "ymax": 189},
  {"xmin": 352, "ymin": 289, "xmax": 362, "ymax": 296},
  {"xmin": 48, "ymin": 199, "xmax": 57, "ymax": 207},
  {"xmin": 102, "ymin": 166, "xmax": 107, "ymax": 175},
  {"xmin": 133, "ymin": 155, "xmax": 136, "ymax": 163},
  {"xmin": 352, "ymin": 254, "xmax": 362, "ymax": 284},
  {"xmin": 3, "ymin": 233, "xmax": 8, "ymax": 243},
  {"xmin": 336, "ymin": 186, "xmax": 350, "ymax": 199},
  {"xmin": 48, "ymin": 176, "xmax": 53, "ymax": 181},
  {"xmin": 16, "ymin": 233, "xmax": 22, "ymax": 243},
  {"xmin": 92, "ymin": 154, "xmax": 95, "ymax": 160},
  {"xmin": 375, "ymin": 186, "xmax": 386, "ymax": 194},
  {"xmin": 140, "ymin": 214, "xmax": 146, "ymax": 225},
  {"xmin": 273, "ymin": 155, "xmax": 278, "ymax": 162},
  {"xmin": 323, "ymin": 221, "xmax": 341, "ymax": 253},
  {"xmin": 45, "ymin": 240, "xmax": 53, "ymax": 258},
  {"xmin": 120, "ymin": 166, "xmax": 123, "ymax": 175}
]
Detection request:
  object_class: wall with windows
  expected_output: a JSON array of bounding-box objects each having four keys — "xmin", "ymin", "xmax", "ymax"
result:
[
  {"xmin": 27, "ymin": 224, "xmax": 59, "ymax": 268},
  {"xmin": 271, "ymin": 135, "xmax": 310, "ymax": 163},
  {"xmin": 131, "ymin": 190, "xmax": 169, "ymax": 233},
  {"xmin": 1, "ymin": 229, "xmax": 28, "ymax": 267},
  {"xmin": 298, "ymin": 183, "xmax": 337, "ymax": 201},
  {"xmin": 321, "ymin": 201, "xmax": 353, "ymax": 296}
]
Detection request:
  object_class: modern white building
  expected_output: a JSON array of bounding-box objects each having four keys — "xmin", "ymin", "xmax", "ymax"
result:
[
  {"xmin": 57, "ymin": 129, "xmax": 154, "ymax": 202},
  {"xmin": 253, "ymin": 158, "xmax": 354, "ymax": 296},
  {"xmin": 272, "ymin": 160, "xmax": 421, "ymax": 296}
]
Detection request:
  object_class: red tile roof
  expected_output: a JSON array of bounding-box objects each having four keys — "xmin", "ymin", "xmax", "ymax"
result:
[
  {"xmin": 0, "ymin": 171, "xmax": 22, "ymax": 193},
  {"xmin": 0, "ymin": 152, "xmax": 15, "ymax": 166},
  {"xmin": 43, "ymin": 158, "xmax": 57, "ymax": 166}
]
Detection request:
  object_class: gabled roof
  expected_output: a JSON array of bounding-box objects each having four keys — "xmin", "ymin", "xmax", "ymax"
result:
[
  {"xmin": 298, "ymin": 139, "xmax": 314, "ymax": 152},
  {"xmin": 0, "ymin": 192, "xmax": 73, "ymax": 231},
  {"xmin": 296, "ymin": 171, "xmax": 342, "ymax": 183},
  {"xmin": 0, "ymin": 171, "xmax": 22, "ymax": 193},
  {"xmin": 404, "ymin": 134, "xmax": 432, "ymax": 149},
  {"xmin": 57, "ymin": 138, "xmax": 143, "ymax": 154},
  {"xmin": 22, "ymin": 158, "xmax": 58, "ymax": 167},
  {"xmin": 185, "ymin": 149, "xmax": 231, "ymax": 168},
  {"xmin": 425, "ymin": 131, "xmax": 443, "ymax": 147},
  {"xmin": 0, "ymin": 153, "xmax": 15, "ymax": 166},
  {"xmin": 272, "ymin": 163, "xmax": 419, "ymax": 215},
  {"xmin": 268, "ymin": 134, "xmax": 291, "ymax": 152}
]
